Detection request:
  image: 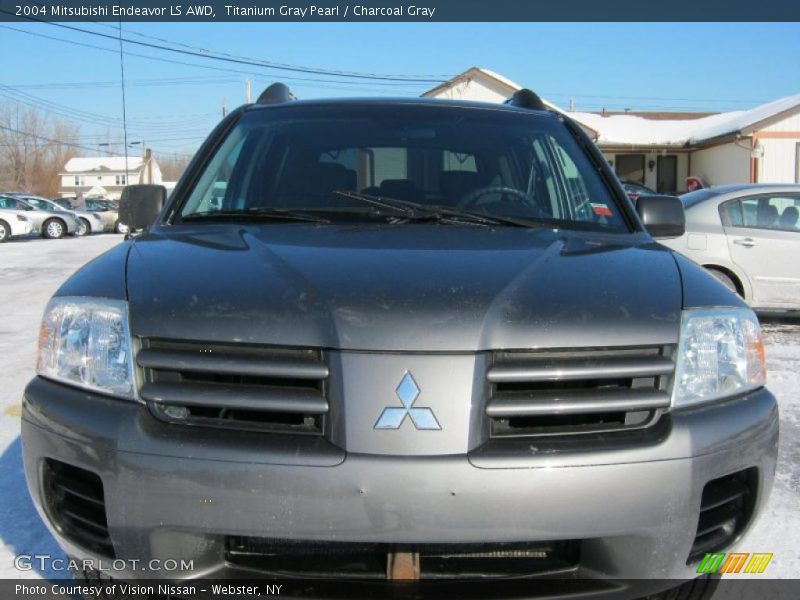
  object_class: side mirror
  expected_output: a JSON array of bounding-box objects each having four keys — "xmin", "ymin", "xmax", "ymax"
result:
[
  {"xmin": 635, "ymin": 195, "xmax": 685, "ymax": 238},
  {"xmin": 119, "ymin": 185, "xmax": 166, "ymax": 232}
]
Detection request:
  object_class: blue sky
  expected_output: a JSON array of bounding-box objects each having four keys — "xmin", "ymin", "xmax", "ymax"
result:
[{"xmin": 1, "ymin": 22, "xmax": 799, "ymax": 158}]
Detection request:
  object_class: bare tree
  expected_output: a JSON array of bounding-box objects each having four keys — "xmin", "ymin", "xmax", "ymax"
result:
[
  {"xmin": 158, "ymin": 153, "xmax": 192, "ymax": 181},
  {"xmin": 0, "ymin": 102, "xmax": 80, "ymax": 196}
]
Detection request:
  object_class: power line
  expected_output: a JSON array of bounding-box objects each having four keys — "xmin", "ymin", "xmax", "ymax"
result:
[
  {"xmin": 0, "ymin": 124, "xmax": 115, "ymax": 155},
  {"xmin": 86, "ymin": 19, "xmax": 449, "ymax": 80},
  {"xmin": 0, "ymin": 25, "xmax": 432, "ymax": 90},
  {"xmin": 0, "ymin": 85, "xmax": 219, "ymax": 130},
  {"xmin": 2, "ymin": 13, "xmax": 445, "ymax": 83}
]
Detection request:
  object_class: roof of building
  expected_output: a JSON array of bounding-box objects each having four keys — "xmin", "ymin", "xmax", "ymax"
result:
[
  {"xmin": 568, "ymin": 92, "xmax": 800, "ymax": 147},
  {"xmin": 592, "ymin": 111, "xmax": 718, "ymax": 120},
  {"xmin": 421, "ymin": 67, "xmax": 597, "ymax": 136},
  {"xmin": 423, "ymin": 69, "xmax": 800, "ymax": 148},
  {"xmin": 63, "ymin": 156, "xmax": 144, "ymax": 173}
]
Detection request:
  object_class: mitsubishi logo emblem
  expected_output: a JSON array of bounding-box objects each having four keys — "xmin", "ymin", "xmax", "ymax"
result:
[{"xmin": 374, "ymin": 371, "xmax": 441, "ymax": 430}]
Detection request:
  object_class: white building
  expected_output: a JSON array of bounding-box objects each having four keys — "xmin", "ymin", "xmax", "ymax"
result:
[
  {"xmin": 59, "ymin": 151, "xmax": 162, "ymax": 200},
  {"xmin": 424, "ymin": 68, "xmax": 800, "ymax": 193}
]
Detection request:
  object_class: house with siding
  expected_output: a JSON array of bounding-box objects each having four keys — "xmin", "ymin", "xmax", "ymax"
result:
[
  {"xmin": 424, "ymin": 68, "xmax": 800, "ymax": 193},
  {"xmin": 58, "ymin": 150, "xmax": 162, "ymax": 200}
]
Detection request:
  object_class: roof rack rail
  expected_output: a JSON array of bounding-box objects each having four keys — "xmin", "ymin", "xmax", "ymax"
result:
[
  {"xmin": 257, "ymin": 83, "xmax": 297, "ymax": 105},
  {"xmin": 505, "ymin": 89, "xmax": 546, "ymax": 111}
]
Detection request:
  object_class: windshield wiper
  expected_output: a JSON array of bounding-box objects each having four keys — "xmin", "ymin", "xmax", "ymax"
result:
[
  {"xmin": 181, "ymin": 208, "xmax": 330, "ymax": 223},
  {"xmin": 331, "ymin": 190, "xmax": 546, "ymax": 228}
]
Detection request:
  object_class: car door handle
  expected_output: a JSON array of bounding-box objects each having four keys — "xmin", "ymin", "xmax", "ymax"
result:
[{"xmin": 733, "ymin": 238, "xmax": 757, "ymax": 247}]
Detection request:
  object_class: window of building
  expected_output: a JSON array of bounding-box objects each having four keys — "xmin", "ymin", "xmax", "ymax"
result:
[
  {"xmin": 614, "ymin": 154, "xmax": 645, "ymax": 184},
  {"xmin": 116, "ymin": 175, "xmax": 126, "ymax": 185},
  {"xmin": 74, "ymin": 176, "xmax": 84, "ymax": 186}
]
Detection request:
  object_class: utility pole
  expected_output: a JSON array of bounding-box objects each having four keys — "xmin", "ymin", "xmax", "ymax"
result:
[
  {"xmin": 245, "ymin": 79, "xmax": 251, "ymax": 104},
  {"xmin": 569, "ymin": 97, "xmax": 574, "ymax": 112}
]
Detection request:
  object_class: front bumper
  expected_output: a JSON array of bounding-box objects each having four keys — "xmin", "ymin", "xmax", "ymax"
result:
[{"xmin": 22, "ymin": 377, "xmax": 778, "ymax": 596}]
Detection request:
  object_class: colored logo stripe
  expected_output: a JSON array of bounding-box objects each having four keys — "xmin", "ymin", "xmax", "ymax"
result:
[{"xmin": 696, "ymin": 552, "xmax": 772, "ymax": 574}]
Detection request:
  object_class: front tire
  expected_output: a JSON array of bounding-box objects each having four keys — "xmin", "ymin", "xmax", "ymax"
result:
[
  {"xmin": 43, "ymin": 218, "xmax": 66, "ymax": 239},
  {"xmin": 0, "ymin": 220, "xmax": 9, "ymax": 243},
  {"xmin": 115, "ymin": 220, "xmax": 128, "ymax": 234},
  {"xmin": 76, "ymin": 218, "xmax": 90, "ymax": 237}
]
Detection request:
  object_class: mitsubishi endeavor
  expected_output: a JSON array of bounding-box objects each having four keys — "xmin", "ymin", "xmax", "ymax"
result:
[{"xmin": 22, "ymin": 86, "xmax": 779, "ymax": 599}]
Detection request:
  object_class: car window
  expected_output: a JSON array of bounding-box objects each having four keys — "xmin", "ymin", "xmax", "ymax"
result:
[
  {"xmin": 719, "ymin": 199, "xmax": 743, "ymax": 227},
  {"xmin": 0, "ymin": 198, "xmax": 20, "ymax": 209},
  {"xmin": 729, "ymin": 195, "xmax": 800, "ymax": 232},
  {"xmin": 179, "ymin": 105, "xmax": 629, "ymax": 233}
]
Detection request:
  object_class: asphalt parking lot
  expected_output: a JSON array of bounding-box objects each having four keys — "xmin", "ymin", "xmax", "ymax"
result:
[{"xmin": 0, "ymin": 235, "xmax": 798, "ymax": 579}]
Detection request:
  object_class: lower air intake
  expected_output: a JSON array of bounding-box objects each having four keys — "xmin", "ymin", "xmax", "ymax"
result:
[
  {"xmin": 43, "ymin": 459, "xmax": 114, "ymax": 558},
  {"xmin": 225, "ymin": 537, "xmax": 580, "ymax": 579},
  {"xmin": 688, "ymin": 468, "xmax": 757, "ymax": 563}
]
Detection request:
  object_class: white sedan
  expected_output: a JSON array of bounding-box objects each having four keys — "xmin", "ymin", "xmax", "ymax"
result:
[
  {"xmin": 660, "ymin": 183, "xmax": 800, "ymax": 311},
  {"xmin": 0, "ymin": 207, "xmax": 34, "ymax": 242}
]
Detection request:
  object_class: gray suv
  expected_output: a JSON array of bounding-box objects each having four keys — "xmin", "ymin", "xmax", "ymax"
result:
[{"xmin": 22, "ymin": 87, "xmax": 778, "ymax": 599}]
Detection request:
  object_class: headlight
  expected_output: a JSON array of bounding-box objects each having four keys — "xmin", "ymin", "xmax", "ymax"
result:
[
  {"xmin": 37, "ymin": 297, "xmax": 135, "ymax": 399},
  {"xmin": 16, "ymin": 214, "xmax": 28, "ymax": 222},
  {"xmin": 672, "ymin": 307, "xmax": 766, "ymax": 408}
]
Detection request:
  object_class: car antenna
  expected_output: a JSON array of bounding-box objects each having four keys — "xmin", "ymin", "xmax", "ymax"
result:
[{"xmin": 256, "ymin": 83, "xmax": 297, "ymax": 104}]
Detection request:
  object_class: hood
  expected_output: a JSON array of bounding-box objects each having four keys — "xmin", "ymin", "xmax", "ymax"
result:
[{"xmin": 127, "ymin": 224, "xmax": 682, "ymax": 352}]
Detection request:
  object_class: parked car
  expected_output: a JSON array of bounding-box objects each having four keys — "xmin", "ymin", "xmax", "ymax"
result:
[
  {"xmin": 621, "ymin": 180, "xmax": 657, "ymax": 201},
  {"xmin": 22, "ymin": 87, "xmax": 777, "ymax": 599},
  {"xmin": 0, "ymin": 206, "xmax": 34, "ymax": 242},
  {"xmin": 85, "ymin": 198, "xmax": 127, "ymax": 233},
  {"xmin": 660, "ymin": 183, "xmax": 800, "ymax": 312},
  {"xmin": 0, "ymin": 194, "xmax": 79, "ymax": 238},
  {"xmin": 16, "ymin": 195, "xmax": 104, "ymax": 236}
]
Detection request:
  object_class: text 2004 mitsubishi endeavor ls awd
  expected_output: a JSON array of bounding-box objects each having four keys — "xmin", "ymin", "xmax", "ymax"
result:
[{"xmin": 22, "ymin": 86, "xmax": 778, "ymax": 599}]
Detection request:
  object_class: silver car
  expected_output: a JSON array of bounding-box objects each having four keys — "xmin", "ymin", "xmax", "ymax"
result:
[
  {"xmin": 0, "ymin": 194, "xmax": 79, "ymax": 238},
  {"xmin": 661, "ymin": 184, "xmax": 800, "ymax": 311},
  {"xmin": 0, "ymin": 206, "xmax": 34, "ymax": 241},
  {"xmin": 86, "ymin": 198, "xmax": 128, "ymax": 233},
  {"xmin": 17, "ymin": 195, "xmax": 105, "ymax": 236}
]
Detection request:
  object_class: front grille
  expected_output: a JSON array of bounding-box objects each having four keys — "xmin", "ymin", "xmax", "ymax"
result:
[
  {"xmin": 486, "ymin": 347, "xmax": 674, "ymax": 438},
  {"xmin": 688, "ymin": 468, "xmax": 757, "ymax": 563},
  {"xmin": 139, "ymin": 339, "xmax": 329, "ymax": 434},
  {"xmin": 225, "ymin": 536, "xmax": 579, "ymax": 579},
  {"xmin": 42, "ymin": 459, "xmax": 114, "ymax": 558}
]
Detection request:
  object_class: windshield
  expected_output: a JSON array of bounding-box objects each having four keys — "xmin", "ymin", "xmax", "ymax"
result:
[{"xmin": 177, "ymin": 104, "xmax": 628, "ymax": 232}]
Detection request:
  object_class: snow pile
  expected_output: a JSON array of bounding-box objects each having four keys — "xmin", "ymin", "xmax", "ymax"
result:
[{"xmin": 569, "ymin": 92, "xmax": 800, "ymax": 147}]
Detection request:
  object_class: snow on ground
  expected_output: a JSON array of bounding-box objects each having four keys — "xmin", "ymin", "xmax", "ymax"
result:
[
  {"xmin": 0, "ymin": 235, "xmax": 797, "ymax": 580},
  {"xmin": 0, "ymin": 235, "xmax": 122, "ymax": 579}
]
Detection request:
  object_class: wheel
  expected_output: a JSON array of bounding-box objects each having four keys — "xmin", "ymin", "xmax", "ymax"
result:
[
  {"xmin": 0, "ymin": 220, "xmax": 9, "ymax": 243},
  {"xmin": 642, "ymin": 575, "xmax": 720, "ymax": 600},
  {"xmin": 43, "ymin": 218, "xmax": 66, "ymax": 239},
  {"xmin": 76, "ymin": 218, "xmax": 90, "ymax": 237},
  {"xmin": 705, "ymin": 268, "xmax": 740, "ymax": 297},
  {"xmin": 115, "ymin": 220, "xmax": 129, "ymax": 234}
]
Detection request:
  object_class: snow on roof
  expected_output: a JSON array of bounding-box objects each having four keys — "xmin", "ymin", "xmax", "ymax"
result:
[
  {"xmin": 569, "ymin": 92, "xmax": 800, "ymax": 147},
  {"xmin": 471, "ymin": 67, "xmax": 524, "ymax": 93},
  {"xmin": 686, "ymin": 92, "xmax": 800, "ymax": 143},
  {"xmin": 64, "ymin": 156, "xmax": 144, "ymax": 173}
]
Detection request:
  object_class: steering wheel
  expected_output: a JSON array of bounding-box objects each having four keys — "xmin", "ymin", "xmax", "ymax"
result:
[{"xmin": 457, "ymin": 185, "xmax": 536, "ymax": 210}]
